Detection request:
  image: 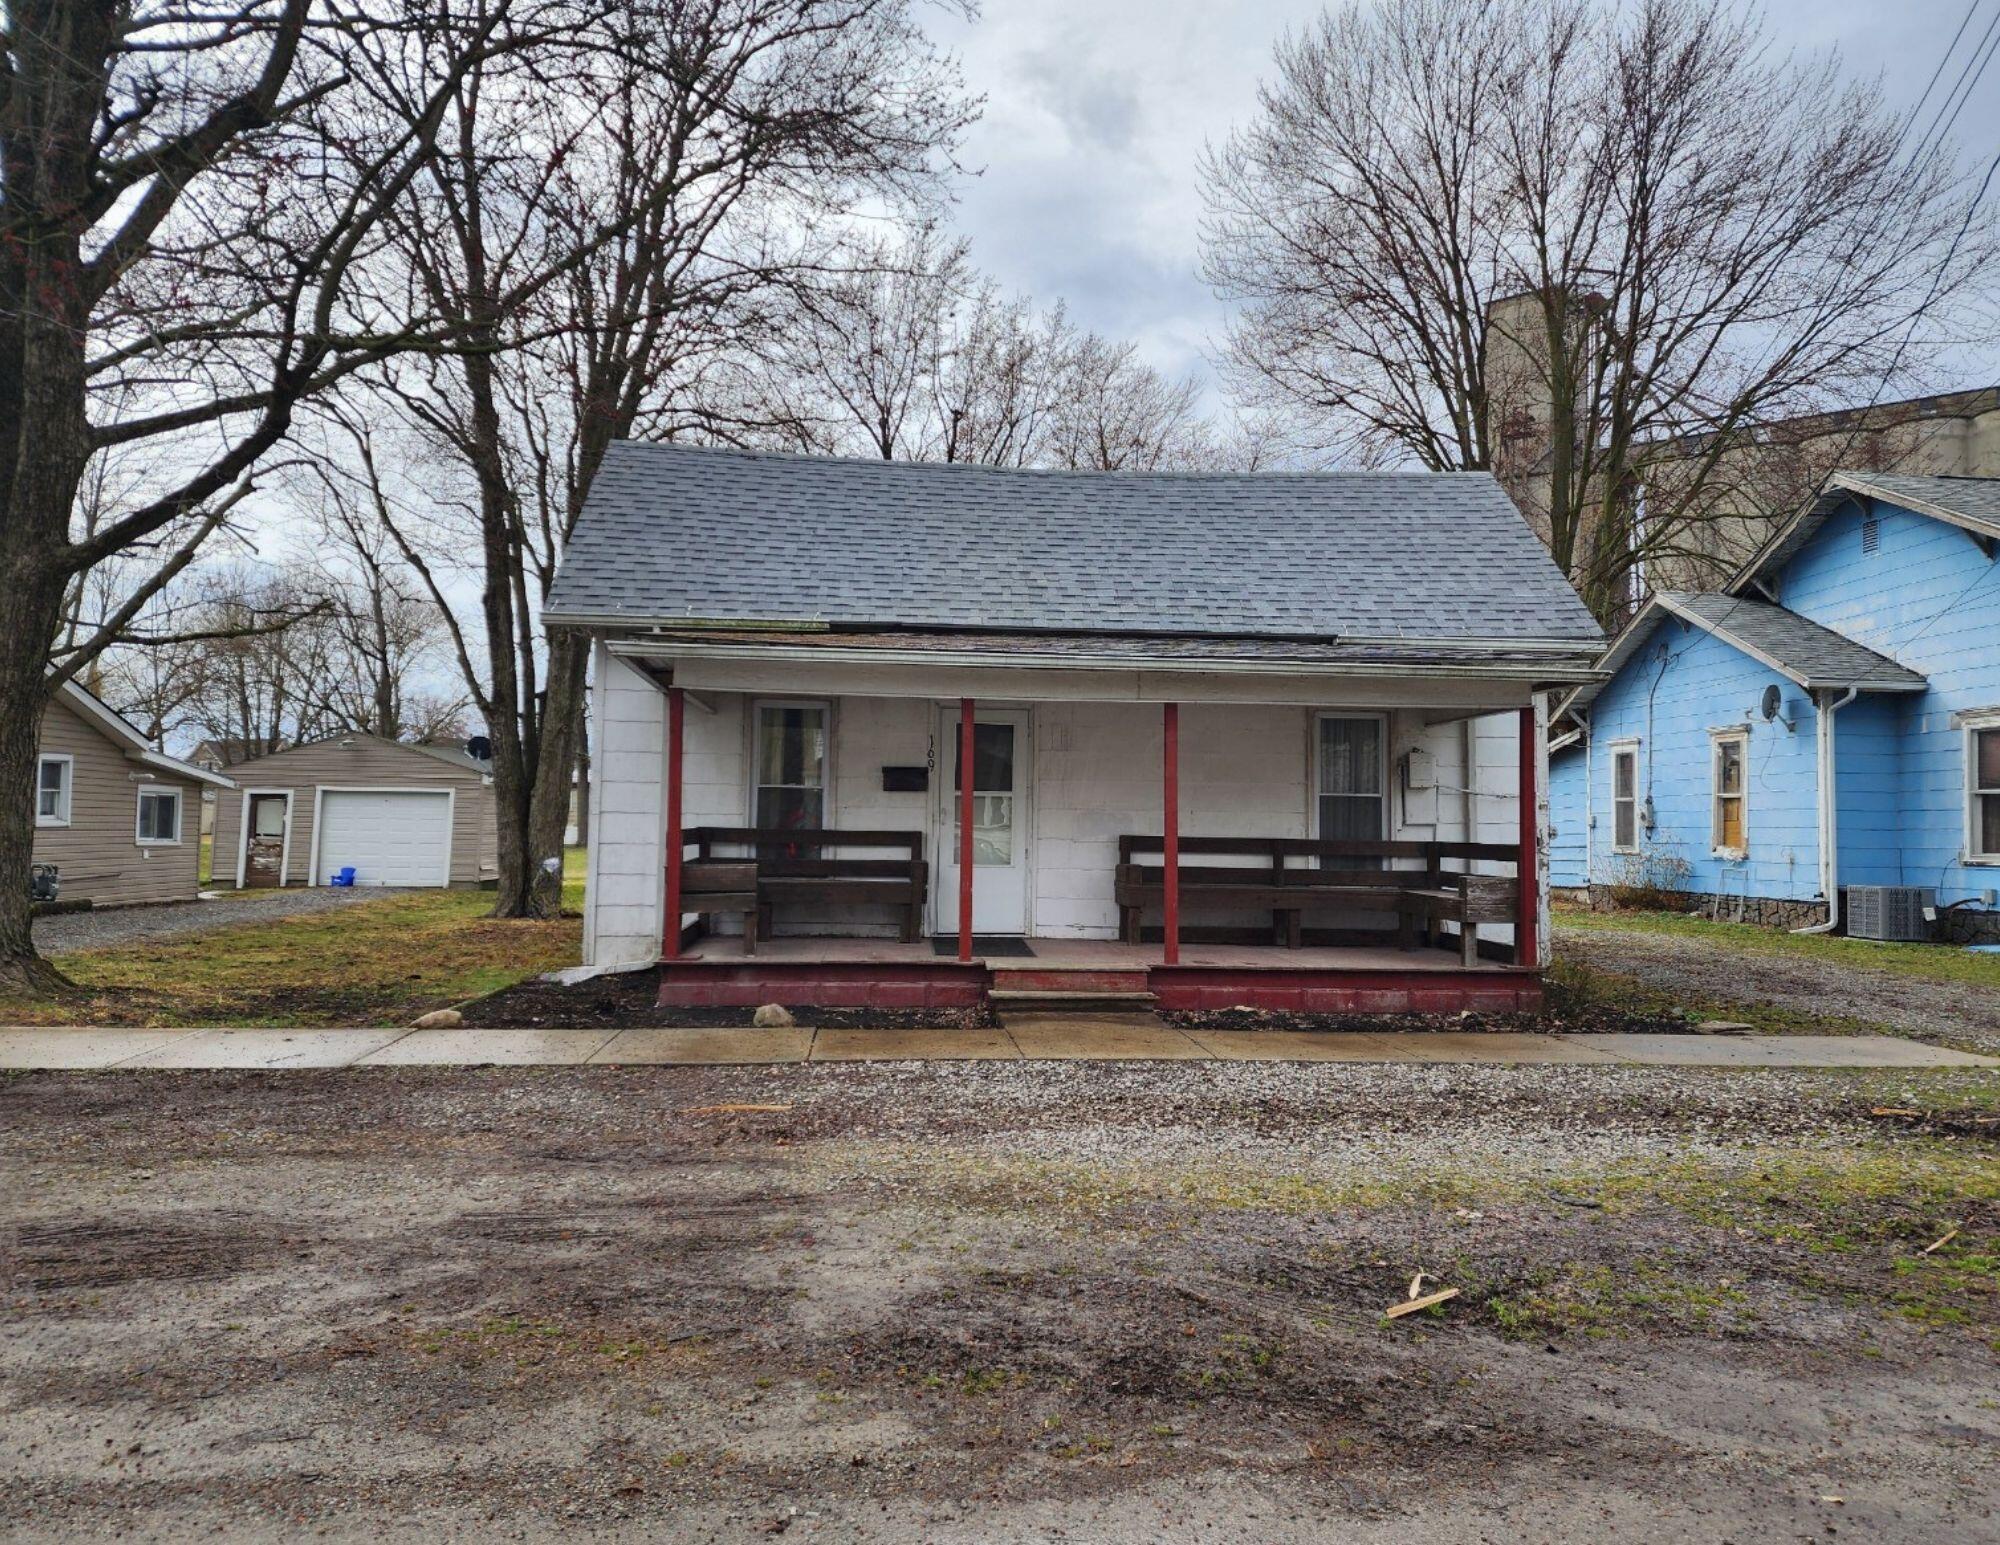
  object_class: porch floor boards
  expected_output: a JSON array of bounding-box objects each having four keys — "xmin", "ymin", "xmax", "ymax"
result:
[{"xmin": 676, "ymin": 934, "xmax": 1523, "ymax": 974}]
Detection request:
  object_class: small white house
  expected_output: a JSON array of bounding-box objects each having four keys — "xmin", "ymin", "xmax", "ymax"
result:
[{"xmin": 545, "ymin": 445, "xmax": 1602, "ymax": 1014}]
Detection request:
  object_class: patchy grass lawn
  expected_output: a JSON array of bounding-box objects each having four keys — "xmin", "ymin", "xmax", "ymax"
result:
[
  {"xmin": 0, "ymin": 857, "xmax": 588, "ymax": 1029},
  {"xmin": 1559, "ymin": 905, "xmax": 2000, "ymax": 990},
  {"xmin": 1544, "ymin": 956, "xmax": 1894, "ymax": 1038}
]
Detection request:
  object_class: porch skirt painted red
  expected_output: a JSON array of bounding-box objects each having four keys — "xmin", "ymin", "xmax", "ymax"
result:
[{"xmin": 657, "ymin": 961, "xmax": 1542, "ymax": 1014}]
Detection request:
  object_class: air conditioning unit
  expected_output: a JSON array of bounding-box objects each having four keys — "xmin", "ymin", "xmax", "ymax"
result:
[{"xmin": 1847, "ymin": 886, "xmax": 1935, "ymax": 942}]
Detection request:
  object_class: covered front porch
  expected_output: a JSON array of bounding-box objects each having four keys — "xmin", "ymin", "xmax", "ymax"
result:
[{"xmin": 590, "ymin": 632, "xmax": 1555, "ymax": 1016}]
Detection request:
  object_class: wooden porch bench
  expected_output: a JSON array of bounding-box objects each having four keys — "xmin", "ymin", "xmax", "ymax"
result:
[
  {"xmin": 1115, "ymin": 836, "xmax": 1523, "ymax": 961},
  {"xmin": 685, "ymin": 827, "xmax": 928, "ymax": 943}
]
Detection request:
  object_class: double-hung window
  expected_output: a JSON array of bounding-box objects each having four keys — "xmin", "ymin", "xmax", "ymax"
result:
[
  {"xmin": 36, "ymin": 755, "xmax": 72, "ymax": 827},
  {"xmin": 1711, "ymin": 730, "xmax": 1748, "ymax": 856},
  {"xmin": 753, "ymin": 701, "xmax": 828, "ymax": 839},
  {"xmin": 1315, "ymin": 714, "xmax": 1386, "ymax": 848},
  {"xmin": 136, "ymin": 787, "xmax": 181, "ymax": 845},
  {"xmin": 1969, "ymin": 715, "xmax": 2000, "ymax": 863},
  {"xmin": 1609, "ymin": 743, "xmax": 1639, "ymax": 853}
]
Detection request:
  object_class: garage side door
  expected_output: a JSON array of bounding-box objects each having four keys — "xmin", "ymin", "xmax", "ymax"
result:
[{"xmin": 316, "ymin": 790, "xmax": 453, "ymax": 887}]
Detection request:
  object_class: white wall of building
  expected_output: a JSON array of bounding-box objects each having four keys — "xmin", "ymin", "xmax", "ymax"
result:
[{"xmin": 584, "ymin": 672, "xmax": 1542, "ymax": 965}]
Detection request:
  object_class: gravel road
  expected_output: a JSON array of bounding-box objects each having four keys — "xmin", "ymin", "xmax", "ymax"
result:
[
  {"xmin": 1557, "ymin": 919, "xmax": 2000, "ymax": 1056},
  {"xmin": 3, "ymin": 1058, "xmax": 1994, "ymax": 1542},
  {"xmin": 31, "ymin": 887, "xmax": 417, "ymax": 954}
]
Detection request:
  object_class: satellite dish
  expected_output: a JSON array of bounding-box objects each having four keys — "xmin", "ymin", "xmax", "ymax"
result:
[{"xmin": 1759, "ymin": 684, "xmax": 1783, "ymax": 722}]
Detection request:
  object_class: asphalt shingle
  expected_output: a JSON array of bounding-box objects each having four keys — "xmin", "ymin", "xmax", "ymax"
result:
[
  {"xmin": 545, "ymin": 443, "xmax": 1603, "ymax": 646},
  {"xmin": 1654, "ymin": 592, "xmax": 1927, "ymax": 691}
]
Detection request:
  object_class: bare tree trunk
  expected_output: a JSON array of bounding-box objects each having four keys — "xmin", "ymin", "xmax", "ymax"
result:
[
  {"xmin": 572, "ymin": 712, "xmax": 592, "ymax": 855},
  {"xmin": 525, "ymin": 631, "xmax": 588, "ymax": 915}
]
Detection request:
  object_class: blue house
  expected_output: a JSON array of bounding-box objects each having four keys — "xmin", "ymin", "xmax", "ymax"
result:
[{"xmin": 1550, "ymin": 472, "xmax": 2000, "ymax": 941}]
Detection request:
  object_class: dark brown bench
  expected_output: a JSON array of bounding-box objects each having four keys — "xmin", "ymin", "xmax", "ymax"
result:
[
  {"xmin": 685, "ymin": 827, "xmax": 928, "ymax": 943},
  {"xmin": 681, "ymin": 860, "xmax": 759, "ymax": 955},
  {"xmin": 1115, "ymin": 836, "xmax": 1523, "ymax": 962}
]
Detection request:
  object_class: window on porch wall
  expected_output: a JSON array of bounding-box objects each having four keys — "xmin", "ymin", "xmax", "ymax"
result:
[
  {"xmin": 1316, "ymin": 715, "xmax": 1385, "ymax": 868},
  {"xmin": 754, "ymin": 703, "xmax": 826, "ymax": 854}
]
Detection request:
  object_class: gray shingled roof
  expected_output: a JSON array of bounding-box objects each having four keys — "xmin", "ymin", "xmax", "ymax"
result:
[
  {"xmin": 1571, "ymin": 591, "xmax": 1926, "ymax": 707},
  {"xmin": 546, "ymin": 443, "xmax": 1603, "ymax": 647}
]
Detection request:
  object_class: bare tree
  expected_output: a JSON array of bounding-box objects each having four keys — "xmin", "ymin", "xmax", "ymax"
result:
[
  {"xmin": 349, "ymin": 0, "xmax": 974, "ymax": 919},
  {"xmin": 1201, "ymin": 0, "xmax": 1998, "ymax": 621},
  {"xmin": 767, "ymin": 241, "xmax": 1218, "ymax": 470},
  {"xmin": 0, "ymin": 0, "xmax": 556, "ymax": 990}
]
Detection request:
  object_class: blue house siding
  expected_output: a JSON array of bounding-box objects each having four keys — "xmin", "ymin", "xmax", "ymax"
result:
[
  {"xmin": 1582, "ymin": 623, "xmax": 1823, "ymax": 901},
  {"xmin": 1549, "ymin": 744, "xmax": 1586, "ymax": 887},
  {"xmin": 1778, "ymin": 499, "xmax": 2000, "ymax": 903}
]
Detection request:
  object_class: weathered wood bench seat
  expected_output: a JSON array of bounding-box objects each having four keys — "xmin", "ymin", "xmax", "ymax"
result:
[
  {"xmin": 683, "ymin": 827, "xmax": 928, "ymax": 943},
  {"xmin": 1115, "ymin": 836, "xmax": 1523, "ymax": 962}
]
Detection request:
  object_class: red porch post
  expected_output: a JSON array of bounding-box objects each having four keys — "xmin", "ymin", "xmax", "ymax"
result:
[
  {"xmin": 1163, "ymin": 702, "xmax": 1180, "ymax": 966},
  {"xmin": 664, "ymin": 685, "xmax": 685, "ymax": 960},
  {"xmin": 958, "ymin": 699, "xmax": 976, "ymax": 963},
  {"xmin": 1517, "ymin": 701, "xmax": 1540, "ymax": 969}
]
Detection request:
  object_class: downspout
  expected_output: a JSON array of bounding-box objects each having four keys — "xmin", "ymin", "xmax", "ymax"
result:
[
  {"xmin": 1794, "ymin": 687, "xmax": 1859, "ymax": 936},
  {"xmin": 1575, "ymin": 706, "xmax": 1594, "ymax": 886}
]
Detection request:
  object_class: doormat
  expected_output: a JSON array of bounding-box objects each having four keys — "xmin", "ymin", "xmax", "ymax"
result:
[{"xmin": 931, "ymin": 936, "xmax": 1037, "ymax": 958}]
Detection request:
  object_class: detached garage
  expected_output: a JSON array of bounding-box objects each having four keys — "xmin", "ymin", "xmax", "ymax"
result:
[{"xmin": 210, "ymin": 734, "xmax": 499, "ymax": 890}]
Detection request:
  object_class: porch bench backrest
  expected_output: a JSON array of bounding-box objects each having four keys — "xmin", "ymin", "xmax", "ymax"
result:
[
  {"xmin": 684, "ymin": 826, "xmax": 929, "ymax": 943},
  {"xmin": 1116, "ymin": 835, "xmax": 1517, "ymax": 885}
]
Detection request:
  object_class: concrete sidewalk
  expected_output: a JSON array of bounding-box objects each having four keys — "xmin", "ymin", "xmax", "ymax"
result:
[{"xmin": 0, "ymin": 1022, "xmax": 1992, "ymax": 1070}]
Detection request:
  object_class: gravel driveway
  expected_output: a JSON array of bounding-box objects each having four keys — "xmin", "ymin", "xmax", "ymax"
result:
[
  {"xmin": 32, "ymin": 887, "xmax": 417, "ymax": 954},
  {"xmin": 1556, "ymin": 919, "xmax": 2000, "ymax": 1056},
  {"xmin": 2, "ymin": 1059, "xmax": 1995, "ymax": 1541}
]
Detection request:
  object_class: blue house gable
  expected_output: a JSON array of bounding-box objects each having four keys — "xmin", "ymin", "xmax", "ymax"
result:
[{"xmin": 1552, "ymin": 471, "xmax": 2000, "ymax": 937}]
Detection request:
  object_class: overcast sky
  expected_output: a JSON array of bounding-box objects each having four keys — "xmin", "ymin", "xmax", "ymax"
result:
[{"xmin": 926, "ymin": 0, "xmax": 2000, "ymax": 403}]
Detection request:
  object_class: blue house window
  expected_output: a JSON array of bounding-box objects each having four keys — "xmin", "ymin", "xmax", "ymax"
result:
[
  {"xmin": 1609, "ymin": 743, "xmax": 1639, "ymax": 853},
  {"xmin": 1971, "ymin": 720, "xmax": 2000, "ymax": 863},
  {"xmin": 1710, "ymin": 731, "xmax": 1748, "ymax": 857}
]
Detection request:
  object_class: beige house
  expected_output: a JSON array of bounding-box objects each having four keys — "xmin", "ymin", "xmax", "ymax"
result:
[
  {"xmin": 34, "ymin": 682, "xmax": 235, "ymax": 908},
  {"xmin": 209, "ymin": 733, "xmax": 498, "ymax": 890}
]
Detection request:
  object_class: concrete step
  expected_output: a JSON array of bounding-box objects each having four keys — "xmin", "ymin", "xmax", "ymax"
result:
[
  {"xmin": 988, "ymin": 968, "xmax": 1153, "ymax": 995},
  {"xmin": 991, "ymin": 989, "xmax": 1160, "ymax": 1017}
]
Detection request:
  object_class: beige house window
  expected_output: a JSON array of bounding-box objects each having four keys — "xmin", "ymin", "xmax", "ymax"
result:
[
  {"xmin": 37, "ymin": 755, "xmax": 72, "ymax": 827},
  {"xmin": 136, "ymin": 787, "xmax": 182, "ymax": 846},
  {"xmin": 1711, "ymin": 730, "xmax": 1748, "ymax": 857}
]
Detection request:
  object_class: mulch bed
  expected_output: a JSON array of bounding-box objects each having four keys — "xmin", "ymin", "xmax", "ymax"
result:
[
  {"xmin": 1164, "ymin": 1002, "xmax": 1700, "ymax": 1036},
  {"xmin": 461, "ymin": 969, "xmax": 994, "ymax": 1030}
]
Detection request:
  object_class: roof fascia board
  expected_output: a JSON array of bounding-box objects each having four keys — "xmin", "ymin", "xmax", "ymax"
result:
[
  {"xmin": 557, "ymin": 613, "xmax": 1601, "ymax": 656},
  {"xmin": 606, "ymin": 636, "xmax": 1601, "ymax": 684}
]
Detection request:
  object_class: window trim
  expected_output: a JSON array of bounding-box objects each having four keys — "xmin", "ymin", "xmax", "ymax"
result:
[
  {"xmin": 1709, "ymin": 727, "xmax": 1750, "ymax": 859},
  {"xmin": 1311, "ymin": 710, "xmax": 1390, "ymax": 845},
  {"xmin": 748, "ymin": 697, "xmax": 833, "ymax": 833},
  {"xmin": 1607, "ymin": 738, "xmax": 1640, "ymax": 855},
  {"xmin": 135, "ymin": 785, "xmax": 183, "ymax": 847},
  {"xmin": 36, "ymin": 753, "xmax": 74, "ymax": 828},
  {"xmin": 1965, "ymin": 709, "xmax": 2000, "ymax": 866}
]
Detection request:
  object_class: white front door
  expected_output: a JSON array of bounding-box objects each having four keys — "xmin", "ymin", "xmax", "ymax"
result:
[{"xmin": 933, "ymin": 707, "xmax": 1031, "ymax": 937}]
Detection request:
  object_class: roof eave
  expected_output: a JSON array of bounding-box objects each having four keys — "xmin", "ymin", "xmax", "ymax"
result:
[{"xmin": 604, "ymin": 635, "xmax": 1604, "ymax": 684}]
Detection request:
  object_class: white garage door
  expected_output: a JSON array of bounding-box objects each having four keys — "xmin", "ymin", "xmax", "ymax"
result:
[{"xmin": 316, "ymin": 790, "xmax": 453, "ymax": 887}]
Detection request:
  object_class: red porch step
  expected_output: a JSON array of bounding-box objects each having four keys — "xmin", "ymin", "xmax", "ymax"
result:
[{"xmin": 988, "ymin": 965, "xmax": 1158, "ymax": 1017}]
